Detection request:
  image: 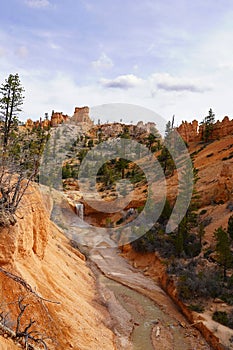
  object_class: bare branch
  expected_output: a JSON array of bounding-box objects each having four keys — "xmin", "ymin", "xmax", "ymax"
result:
[
  {"xmin": 0, "ymin": 267, "xmax": 61, "ymax": 305},
  {"xmin": 16, "ymin": 296, "xmax": 29, "ymax": 336}
]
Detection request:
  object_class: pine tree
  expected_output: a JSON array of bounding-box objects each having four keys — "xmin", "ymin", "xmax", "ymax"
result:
[
  {"xmin": 0, "ymin": 74, "xmax": 24, "ymax": 147},
  {"xmin": 198, "ymin": 223, "xmax": 205, "ymax": 246},
  {"xmin": 228, "ymin": 215, "xmax": 233, "ymax": 241},
  {"xmin": 214, "ymin": 226, "xmax": 232, "ymax": 280},
  {"xmin": 158, "ymin": 120, "xmax": 175, "ymax": 176},
  {"xmin": 147, "ymin": 133, "xmax": 157, "ymax": 150},
  {"xmin": 175, "ymin": 230, "xmax": 184, "ymax": 257},
  {"xmin": 201, "ymin": 108, "xmax": 215, "ymax": 142},
  {"xmin": 175, "ymin": 158, "xmax": 200, "ymax": 256},
  {"xmin": 178, "ymin": 160, "xmax": 199, "ymax": 228},
  {"xmin": 116, "ymin": 158, "xmax": 129, "ymax": 179}
]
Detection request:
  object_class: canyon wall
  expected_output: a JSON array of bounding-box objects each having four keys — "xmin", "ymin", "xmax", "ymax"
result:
[
  {"xmin": 177, "ymin": 116, "xmax": 233, "ymax": 143},
  {"xmin": 122, "ymin": 245, "xmax": 228, "ymax": 350},
  {"xmin": 0, "ymin": 184, "xmax": 115, "ymax": 350}
]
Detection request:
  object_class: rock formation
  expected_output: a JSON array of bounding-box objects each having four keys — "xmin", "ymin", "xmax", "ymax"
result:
[
  {"xmin": 70, "ymin": 106, "xmax": 93, "ymax": 125},
  {"xmin": 136, "ymin": 121, "xmax": 157, "ymax": 134},
  {"xmin": 0, "ymin": 184, "xmax": 115, "ymax": 350},
  {"xmin": 176, "ymin": 120, "xmax": 200, "ymax": 143},
  {"xmin": 177, "ymin": 116, "xmax": 233, "ymax": 143},
  {"xmin": 25, "ymin": 106, "xmax": 93, "ymax": 130},
  {"xmin": 25, "ymin": 118, "xmax": 34, "ymax": 129},
  {"xmin": 50, "ymin": 111, "xmax": 69, "ymax": 127}
]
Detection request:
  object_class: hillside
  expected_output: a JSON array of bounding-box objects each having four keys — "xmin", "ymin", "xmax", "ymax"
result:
[
  {"xmin": 0, "ymin": 183, "xmax": 115, "ymax": 350},
  {"xmin": 2, "ymin": 111, "xmax": 233, "ymax": 349},
  {"xmin": 123, "ymin": 131, "xmax": 233, "ymax": 349},
  {"xmin": 178, "ymin": 135, "xmax": 233, "ymax": 239}
]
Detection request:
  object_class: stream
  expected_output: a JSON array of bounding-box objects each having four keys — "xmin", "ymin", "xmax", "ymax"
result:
[
  {"xmin": 49, "ymin": 199, "xmax": 211, "ymax": 350},
  {"xmin": 100, "ymin": 274, "xmax": 186, "ymax": 350},
  {"xmin": 88, "ymin": 247, "xmax": 211, "ymax": 350}
]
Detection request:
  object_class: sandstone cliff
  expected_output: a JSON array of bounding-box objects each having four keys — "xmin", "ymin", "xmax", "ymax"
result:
[
  {"xmin": 0, "ymin": 183, "xmax": 115, "ymax": 349},
  {"xmin": 70, "ymin": 107, "xmax": 93, "ymax": 126},
  {"xmin": 25, "ymin": 106, "xmax": 93, "ymax": 130},
  {"xmin": 177, "ymin": 116, "xmax": 233, "ymax": 143}
]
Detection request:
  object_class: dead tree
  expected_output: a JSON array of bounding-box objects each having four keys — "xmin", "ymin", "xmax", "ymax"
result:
[{"xmin": 15, "ymin": 297, "xmax": 48, "ymax": 349}]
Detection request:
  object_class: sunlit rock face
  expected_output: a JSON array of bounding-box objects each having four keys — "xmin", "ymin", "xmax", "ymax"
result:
[
  {"xmin": 177, "ymin": 116, "xmax": 233, "ymax": 143},
  {"xmin": 71, "ymin": 106, "xmax": 93, "ymax": 126}
]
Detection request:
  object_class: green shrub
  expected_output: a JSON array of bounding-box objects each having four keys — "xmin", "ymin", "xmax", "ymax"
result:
[
  {"xmin": 203, "ymin": 248, "xmax": 213, "ymax": 259},
  {"xmin": 200, "ymin": 209, "xmax": 207, "ymax": 215},
  {"xmin": 176, "ymin": 265, "xmax": 222, "ymax": 301},
  {"xmin": 213, "ymin": 311, "xmax": 229, "ymax": 327},
  {"xmin": 188, "ymin": 304, "xmax": 205, "ymax": 313}
]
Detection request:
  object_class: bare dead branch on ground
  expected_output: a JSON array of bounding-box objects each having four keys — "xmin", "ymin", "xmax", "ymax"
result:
[{"xmin": 0, "ymin": 267, "xmax": 60, "ymax": 305}]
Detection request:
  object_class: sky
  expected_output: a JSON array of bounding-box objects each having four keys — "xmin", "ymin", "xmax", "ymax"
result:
[{"xmin": 0, "ymin": 0, "xmax": 233, "ymax": 125}]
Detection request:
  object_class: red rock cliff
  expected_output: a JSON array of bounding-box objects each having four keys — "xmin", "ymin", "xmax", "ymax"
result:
[
  {"xmin": 177, "ymin": 116, "xmax": 233, "ymax": 143},
  {"xmin": 0, "ymin": 184, "xmax": 115, "ymax": 350}
]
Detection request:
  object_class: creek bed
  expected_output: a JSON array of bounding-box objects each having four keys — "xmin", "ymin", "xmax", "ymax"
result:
[{"xmin": 99, "ymin": 274, "xmax": 191, "ymax": 350}]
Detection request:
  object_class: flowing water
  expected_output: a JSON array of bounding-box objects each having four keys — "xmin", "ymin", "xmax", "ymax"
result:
[
  {"xmin": 49, "ymin": 199, "xmax": 210, "ymax": 350},
  {"xmin": 99, "ymin": 274, "xmax": 192, "ymax": 350}
]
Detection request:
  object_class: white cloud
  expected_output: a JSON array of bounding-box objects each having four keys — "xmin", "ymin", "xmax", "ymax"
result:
[
  {"xmin": 25, "ymin": 0, "xmax": 50, "ymax": 8},
  {"xmin": 218, "ymin": 62, "xmax": 233, "ymax": 70},
  {"xmin": 15, "ymin": 46, "xmax": 29, "ymax": 58},
  {"xmin": 100, "ymin": 74, "xmax": 143, "ymax": 89},
  {"xmin": 92, "ymin": 53, "xmax": 113, "ymax": 70},
  {"xmin": 151, "ymin": 73, "xmax": 210, "ymax": 93}
]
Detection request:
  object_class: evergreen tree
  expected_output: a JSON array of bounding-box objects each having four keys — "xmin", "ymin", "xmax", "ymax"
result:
[
  {"xmin": 116, "ymin": 158, "xmax": 129, "ymax": 179},
  {"xmin": 62, "ymin": 164, "xmax": 72, "ymax": 179},
  {"xmin": 175, "ymin": 230, "xmax": 184, "ymax": 257},
  {"xmin": 228, "ymin": 215, "xmax": 233, "ymax": 241},
  {"xmin": 0, "ymin": 74, "xmax": 24, "ymax": 147},
  {"xmin": 198, "ymin": 223, "xmax": 205, "ymax": 246},
  {"xmin": 147, "ymin": 133, "xmax": 157, "ymax": 150},
  {"xmin": 201, "ymin": 108, "xmax": 215, "ymax": 142},
  {"xmin": 178, "ymin": 160, "xmax": 199, "ymax": 229},
  {"xmin": 158, "ymin": 120, "xmax": 175, "ymax": 176},
  {"xmin": 214, "ymin": 226, "xmax": 232, "ymax": 280},
  {"xmin": 175, "ymin": 159, "xmax": 200, "ymax": 257},
  {"xmin": 158, "ymin": 198, "xmax": 172, "ymax": 224},
  {"xmin": 165, "ymin": 120, "xmax": 172, "ymax": 138}
]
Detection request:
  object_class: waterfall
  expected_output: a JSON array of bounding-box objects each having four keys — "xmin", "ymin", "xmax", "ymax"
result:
[
  {"xmin": 126, "ymin": 208, "xmax": 136, "ymax": 219},
  {"xmin": 75, "ymin": 203, "xmax": 84, "ymax": 221}
]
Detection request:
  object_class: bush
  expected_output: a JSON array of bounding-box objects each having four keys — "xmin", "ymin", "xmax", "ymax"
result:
[
  {"xmin": 62, "ymin": 164, "xmax": 72, "ymax": 179},
  {"xmin": 203, "ymin": 248, "xmax": 214, "ymax": 259},
  {"xmin": 188, "ymin": 304, "xmax": 205, "ymax": 313},
  {"xmin": 131, "ymin": 226, "xmax": 176, "ymax": 257},
  {"xmin": 202, "ymin": 217, "xmax": 212, "ymax": 227},
  {"xmin": 213, "ymin": 311, "xmax": 228, "ymax": 325},
  {"xmin": 176, "ymin": 264, "xmax": 222, "ymax": 301},
  {"xmin": 200, "ymin": 209, "xmax": 207, "ymax": 215},
  {"xmin": 213, "ymin": 311, "xmax": 229, "ymax": 327}
]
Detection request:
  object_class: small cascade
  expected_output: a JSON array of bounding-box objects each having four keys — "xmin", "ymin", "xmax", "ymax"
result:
[
  {"xmin": 125, "ymin": 208, "xmax": 136, "ymax": 219},
  {"xmin": 75, "ymin": 203, "xmax": 84, "ymax": 221}
]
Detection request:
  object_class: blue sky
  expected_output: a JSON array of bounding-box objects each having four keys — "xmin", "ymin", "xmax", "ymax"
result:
[{"xmin": 0, "ymin": 0, "xmax": 233, "ymax": 124}]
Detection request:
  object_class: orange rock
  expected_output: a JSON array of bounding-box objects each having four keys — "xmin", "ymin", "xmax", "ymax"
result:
[
  {"xmin": 0, "ymin": 184, "xmax": 115, "ymax": 350},
  {"xmin": 176, "ymin": 116, "xmax": 233, "ymax": 143},
  {"xmin": 71, "ymin": 106, "xmax": 93, "ymax": 125},
  {"xmin": 51, "ymin": 111, "xmax": 69, "ymax": 127}
]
